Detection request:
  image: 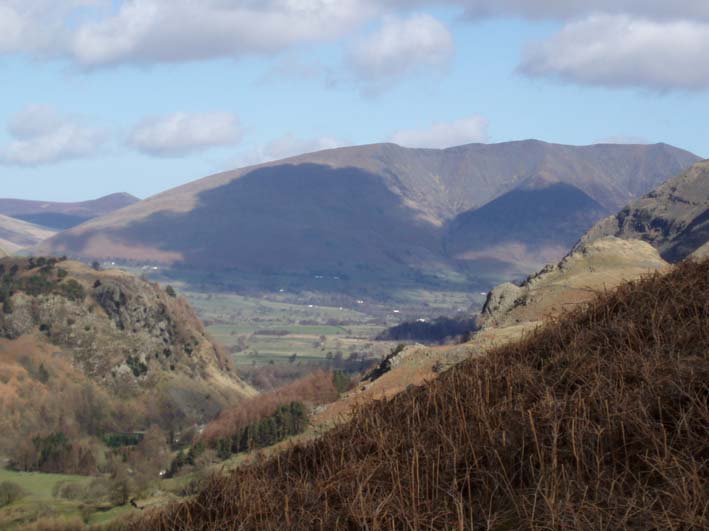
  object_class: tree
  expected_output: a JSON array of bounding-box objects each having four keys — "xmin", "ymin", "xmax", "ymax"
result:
[
  {"xmin": 332, "ymin": 370, "xmax": 350, "ymax": 395},
  {"xmin": 91, "ymin": 261, "xmax": 101, "ymax": 271},
  {"xmin": 165, "ymin": 285, "xmax": 177, "ymax": 298},
  {"xmin": 0, "ymin": 482, "xmax": 24, "ymax": 508}
]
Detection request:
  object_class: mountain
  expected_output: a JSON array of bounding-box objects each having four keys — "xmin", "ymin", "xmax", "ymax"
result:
[
  {"xmin": 0, "ymin": 256, "xmax": 254, "ymax": 463},
  {"xmin": 0, "ymin": 192, "xmax": 139, "ymax": 231},
  {"xmin": 0, "ymin": 214, "xmax": 56, "ymax": 254},
  {"xmin": 578, "ymin": 160, "xmax": 709, "ymax": 262},
  {"xmin": 35, "ymin": 141, "xmax": 699, "ymax": 284},
  {"xmin": 444, "ymin": 180, "xmax": 609, "ymax": 271}
]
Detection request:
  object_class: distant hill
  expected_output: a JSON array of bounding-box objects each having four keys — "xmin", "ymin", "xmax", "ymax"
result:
[
  {"xmin": 0, "ymin": 192, "xmax": 139, "ymax": 230},
  {"xmin": 0, "ymin": 213, "xmax": 56, "ymax": 254},
  {"xmin": 444, "ymin": 181, "xmax": 608, "ymax": 271},
  {"xmin": 36, "ymin": 141, "xmax": 699, "ymax": 284},
  {"xmin": 579, "ymin": 160, "xmax": 709, "ymax": 262}
]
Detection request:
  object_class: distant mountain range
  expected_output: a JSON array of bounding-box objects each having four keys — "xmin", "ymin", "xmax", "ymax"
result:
[
  {"xmin": 0, "ymin": 192, "xmax": 138, "ymax": 254},
  {"xmin": 35, "ymin": 141, "xmax": 699, "ymax": 285},
  {"xmin": 0, "ymin": 192, "xmax": 138, "ymax": 230},
  {"xmin": 579, "ymin": 160, "xmax": 709, "ymax": 262},
  {"xmin": 0, "ymin": 214, "xmax": 56, "ymax": 254}
]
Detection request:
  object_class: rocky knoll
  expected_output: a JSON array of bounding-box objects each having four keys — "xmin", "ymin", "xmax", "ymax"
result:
[
  {"xmin": 480, "ymin": 237, "xmax": 668, "ymax": 328},
  {"xmin": 0, "ymin": 257, "xmax": 254, "ymax": 455},
  {"xmin": 579, "ymin": 160, "xmax": 709, "ymax": 262}
]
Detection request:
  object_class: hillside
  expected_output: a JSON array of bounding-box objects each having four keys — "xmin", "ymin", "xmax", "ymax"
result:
[
  {"xmin": 444, "ymin": 181, "xmax": 608, "ymax": 270},
  {"xmin": 579, "ymin": 159, "xmax": 709, "ymax": 262},
  {"xmin": 0, "ymin": 192, "xmax": 139, "ymax": 231},
  {"xmin": 0, "ymin": 257, "xmax": 254, "ymax": 462},
  {"xmin": 0, "ymin": 214, "xmax": 56, "ymax": 254},
  {"xmin": 129, "ymin": 257, "xmax": 709, "ymax": 530},
  {"xmin": 36, "ymin": 141, "xmax": 698, "ymax": 284},
  {"xmin": 480, "ymin": 237, "xmax": 669, "ymax": 328}
]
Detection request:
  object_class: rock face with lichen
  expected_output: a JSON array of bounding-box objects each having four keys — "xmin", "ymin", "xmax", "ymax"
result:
[{"xmin": 0, "ymin": 257, "xmax": 254, "ymax": 435}]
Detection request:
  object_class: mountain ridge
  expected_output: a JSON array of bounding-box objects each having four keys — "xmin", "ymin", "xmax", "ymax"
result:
[
  {"xmin": 35, "ymin": 140, "xmax": 700, "ymax": 284},
  {"xmin": 0, "ymin": 192, "xmax": 139, "ymax": 231},
  {"xmin": 0, "ymin": 214, "xmax": 57, "ymax": 254}
]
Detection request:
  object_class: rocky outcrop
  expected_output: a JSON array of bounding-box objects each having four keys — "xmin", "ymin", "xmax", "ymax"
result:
[
  {"xmin": 480, "ymin": 237, "xmax": 668, "ymax": 328},
  {"xmin": 481, "ymin": 282, "xmax": 525, "ymax": 319},
  {"xmin": 578, "ymin": 160, "xmax": 709, "ymax": 262},
  {"xmin": 0, "ymin": 257, "xmax": 254, "ymax": 425}
]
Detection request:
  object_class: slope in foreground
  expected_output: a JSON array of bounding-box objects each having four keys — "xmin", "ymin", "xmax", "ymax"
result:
[{"xmin": 131, "ymin": 258, "xmax": 709, "ymax": 530}]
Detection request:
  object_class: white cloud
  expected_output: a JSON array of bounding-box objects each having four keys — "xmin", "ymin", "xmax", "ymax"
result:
[
  {"xmin": 71, "ymin": 0, "xmax": 376, "ymax": 67},
  {"xmin": 238, "ymin": 134, "xmax": 346, "ymax": 166},
  {"xmin": 128, "ymin": 112, "xmax": 242, "ymax": 157},
  {"xmin": 0, "ymin": 0, "xmax": 104, "ymax": 57},
  {"xmin": 2, "ymin": 1, "xmax": 709, "ymax": 66},
  {"xmin": 390, "ymin": 115, "xmax": 488, "ymax": 149},
  {"xmin": 348, "ymin": 13, "xmax": 454, "ymax": 93},
  {"xmin": 450, "ymin": 0, "xmax": 709, "ymax": 22},
  {"xmin": 2, "ymin": 105, "xmax": 106, "ymax": 166},
  {"xmin": 519, "ymin": 15, "xmax": 709, "ymax": 91}
]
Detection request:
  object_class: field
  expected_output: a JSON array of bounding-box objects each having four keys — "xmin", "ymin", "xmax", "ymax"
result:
[
  {"xmin": 112, "ymin": 265, "xmax": 489, "ymax": 383},
  {"xmin": 182, "ymin": 286, "xmax": 483, "ymax": 373},
  {"xmin": 0, "ymin": 468, "xmax": 133, "ymax": 529}
]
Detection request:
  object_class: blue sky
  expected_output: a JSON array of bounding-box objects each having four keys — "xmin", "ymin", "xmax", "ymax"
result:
[{"xmin": 0, "ymin": 1, "xmax": 707, "ymax": 201}]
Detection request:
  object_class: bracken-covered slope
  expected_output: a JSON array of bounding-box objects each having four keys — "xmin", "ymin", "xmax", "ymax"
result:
[
  {"xmin": 36, "ymin": 141, "xmax": 698, "ymax": 280},
  {"xmin": 129, "ymin": 258, "xmax": 709, "ymax": 530},
  {"xmin": 0, "ymin": 257, "xmax": 254, "ymax": 456},
  {"xmin": 0, "ymin": 192, "xmax": 139, "ymax": 230},
  {"xmin": 579, "ymin": 160, "xmax": 709, "ymax": 262}
]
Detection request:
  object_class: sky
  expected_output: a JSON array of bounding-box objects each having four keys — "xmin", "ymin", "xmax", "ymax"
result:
[{"xmin": 0, "ymin": 0, "xmax": 707, "ymax": 201}]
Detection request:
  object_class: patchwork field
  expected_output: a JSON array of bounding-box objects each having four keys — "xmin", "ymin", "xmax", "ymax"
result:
[{"xmin": 107, "ymin": 264, "xmax": 486, "ymax": 388}]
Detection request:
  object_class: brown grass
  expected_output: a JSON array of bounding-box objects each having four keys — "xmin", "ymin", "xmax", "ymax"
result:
[
  {"xmin": 128, "ymin": 259, "xmax": 709, "ymax": 530},
  {"xmin": 200, "ymin": 369, "xmax": 340, "ymax": 445}
]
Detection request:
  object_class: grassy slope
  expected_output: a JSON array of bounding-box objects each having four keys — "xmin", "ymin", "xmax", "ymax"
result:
[
  {"xmin": 0, "ymin": 468, "xmax": 128, "ymax": 529},
  {"xmin": 130, "ymin": 258, "xmax": 709, "ymax": 530}
]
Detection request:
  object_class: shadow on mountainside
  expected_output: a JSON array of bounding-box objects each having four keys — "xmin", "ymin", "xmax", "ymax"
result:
[{"xmin": 56, "ymin": 164, "xmax": 447, "ymax": 277}]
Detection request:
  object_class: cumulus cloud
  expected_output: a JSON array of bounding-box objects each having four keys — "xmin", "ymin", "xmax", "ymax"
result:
[
  {"xmin": 348, "ymin": 13, "xmax": 454, "ymax": 93},
  {"xmin": 2, "ymin": 1, "xmax": 709, "ymax": 65},
  {"xmin": 128, "ymin": 112, "xmax": 242, "ymax": 157},
  {"xmin": 519, "ymin": 15, "xmax": 709, "ymax": 91},
  {"xmin": 0, "ymin": 0, "xmax": 103, "ymax": 57},
  {"xmin": 390, "ymin": 115, "xmax": 488, "ymax": 149},
  {"xmin": 71, "ymin": 0, "xmax": 376, "ymax": 67},
  {"xmin": 450, "ymin": 0, "xmax": 709, "ymax": 22},
  {"xmin": 2, "ymin": 105, "xmax": 106, "ymax": 166}
]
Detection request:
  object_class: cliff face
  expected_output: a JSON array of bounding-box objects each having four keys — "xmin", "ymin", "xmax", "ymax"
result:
[{"xmin": 0, "ymin": 257, "xmax": 254, "ymax": 452}]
